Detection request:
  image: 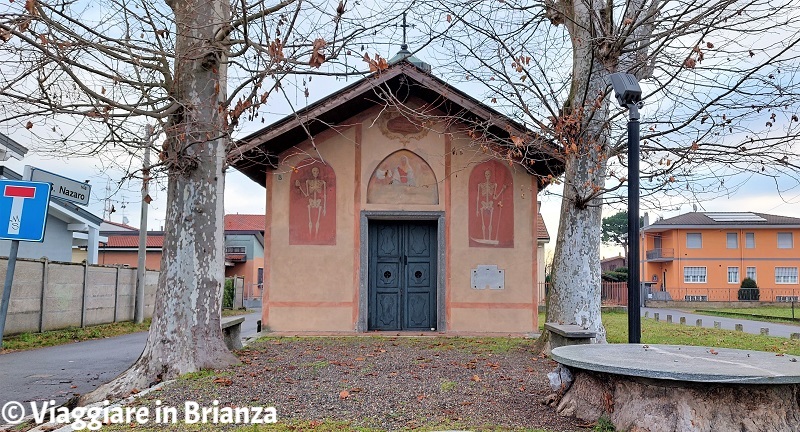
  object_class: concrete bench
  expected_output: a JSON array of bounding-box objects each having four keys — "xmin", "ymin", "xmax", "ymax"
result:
[
  {"xmin": 221, "ymin": 317, "xmax": 244, "ymax": 351},
  {"xmin": 544, "ymin": 323, "xmax": 597, "ymax": 349}
]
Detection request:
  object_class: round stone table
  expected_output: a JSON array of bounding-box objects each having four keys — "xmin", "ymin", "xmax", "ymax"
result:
[{"xmin": 550, "ymin": 344, "xmax": 800, "ymax": 432}]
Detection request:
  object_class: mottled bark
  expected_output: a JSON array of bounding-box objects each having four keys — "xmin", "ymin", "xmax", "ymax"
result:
[
  {"xmin": 542, "ymin": 0, "xmax": 616, "ymax": 351},
  {"xmin": 557, "ymin": 370, "xmax": 800, "ymax": 432},
  {"xmin": 78, "ymin": 0, "xmax": 237, "ymax": 405}
]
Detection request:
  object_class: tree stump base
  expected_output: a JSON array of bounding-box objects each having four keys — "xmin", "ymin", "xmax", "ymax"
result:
[
  {"xmin": 551, "ymin": 344, "xmax": 800, "ymax": 432},
  {"xmin": 557, "ymin": 370, "xmax": 800, "ymax": 432}
]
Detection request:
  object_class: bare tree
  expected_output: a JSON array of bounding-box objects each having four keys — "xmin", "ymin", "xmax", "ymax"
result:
[
  {"xmin": 1, "ymin": 0, "xmax": 401, "ymax": 402},
  {"xmin": 411, "ymin": 0, "xmax": 800, "ymax": 347}
]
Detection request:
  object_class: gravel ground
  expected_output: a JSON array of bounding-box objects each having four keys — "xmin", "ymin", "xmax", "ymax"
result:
[{"xmin": 127, "ymin": 337, "xmax": 589, "ymax": 431}]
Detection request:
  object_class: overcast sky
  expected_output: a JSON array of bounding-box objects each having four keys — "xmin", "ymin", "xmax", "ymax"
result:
[{"xmin": 2, "ymin": 39, "xmax": 799, "ymax": 261}]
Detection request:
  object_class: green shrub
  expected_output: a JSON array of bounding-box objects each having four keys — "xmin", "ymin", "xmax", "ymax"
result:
[
  {"xmin": 741, "ymin": 277, "xmax": 758, "ymax": 288},
  {"xmin": 738, "ymin": 278, "xmax": 759, "ymax": 301},
  {"xmin": 223, "ymin": 278, "xmax": 235, "ymax": 309}
]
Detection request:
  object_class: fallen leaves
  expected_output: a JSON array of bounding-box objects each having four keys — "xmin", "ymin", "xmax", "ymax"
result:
[{"xmin": 213, "ymin": 377, "xmax": 233, "ymax": 386}]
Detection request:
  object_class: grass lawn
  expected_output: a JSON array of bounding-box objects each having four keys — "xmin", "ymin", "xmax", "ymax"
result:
[
  {"xmin": 689, "ymin": 306, "xmax": 800, "ymax": 325},
  {"xmin": 602, "ymin": 310, "xmax": 800, "ymax": 355},
  {"xmin": 222, "ymin": 308, "xmax": 254, "ymax": 317},
  {"xmin": 0, "ymin": 320, "xmax": 150, "ymax": 353},
  {"xmin": 2, "ymin": 309, "xmax": 253, "ymax": 352}
]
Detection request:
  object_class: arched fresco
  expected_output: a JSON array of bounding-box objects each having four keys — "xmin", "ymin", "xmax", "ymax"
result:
[
  {"xmin": 289, "ymin": 159, "xmax": 336, "ymax": 245},
  {"xmin": 367, "ymin": 150, "xmax": 439, "ymax": 205},
  {"xmin": 468, "ymin": 159, "xmax": 514, "ymax": 248}
]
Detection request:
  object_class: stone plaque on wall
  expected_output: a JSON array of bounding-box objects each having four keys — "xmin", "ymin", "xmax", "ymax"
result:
[{"xmin": 471, "ymin": 265, "xmax": 505, "ymax": 290}]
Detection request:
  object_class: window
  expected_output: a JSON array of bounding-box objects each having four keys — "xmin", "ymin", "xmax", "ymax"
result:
[
  {"xmin": 775, "ymin": 267, "xmax": 799, "ymax": 284},
  {"xmin": 778, "ymin": 232, "xmax": 793, "ymax": 249},
  {"xmin": 746, "ymin": 266, "xmax": 757, "ymax": 281},
  {"xmin": 726, "ymin": 233, "xmax": 738, "ymax": 249},
  {"xmin": 684, "ymin": 295, "xmax": 708, "ymax": 302},
  {"xmin": 777, "ymin": 296, "xmax": 799, "ymax": 302},
  {"xmin": 225, "ymin": 246, "xmax": 246, "ymax": 254},
  {"xmin": 257, "ymin": 268, "xmax": 264, "ymax": 288},
  {"xmin": 684, "ymin": 266, "xmax": 707, "ymax": 283},
  {"xmin": 727, "ymin": 267, "xmax": 739, "ymax": 284},
  {"xmin": 686, "ymin": 233, "xmax": 702, "ymax": 249},
  {"xmin": 745, "ymin": 232, "xmax": 755, "ymax": 249}
]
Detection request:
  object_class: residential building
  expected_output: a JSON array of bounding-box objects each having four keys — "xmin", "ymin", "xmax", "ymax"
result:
[
  {"xmin": 223, "ymin": 214, "xmax": 265, "ymax": 305},
  {"xmin": 601, "ymin": 254, "xmax": 625, "ymax": 273},
  {"xmin": 98, "ymin": 214, "xmax": 265, "ymax": 304},
  {"xmin": 642, "ymin": 212, "xmax": 800, "ymax": 302}
]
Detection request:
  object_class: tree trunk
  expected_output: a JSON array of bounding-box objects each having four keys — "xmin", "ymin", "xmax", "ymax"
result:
[
  {"xmin": 78, "ymin": 0, "xmax": 237, "ymax": 405},
  {"xmin": 557, "ymin": 370, "xmax": 800, "ymax": 432},
  {"xmin": 542, "ymin": 0, "xmax": 613, "ymax": 352}
]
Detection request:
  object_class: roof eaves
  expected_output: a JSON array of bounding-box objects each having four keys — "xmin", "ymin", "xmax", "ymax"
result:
[
  {"xmin": 233, "ymin": 62, "xmax": 564, "ymax": 187},
  {"xmin": 644, "ymin": 224, "xmax": 800, "ymax": 231}
]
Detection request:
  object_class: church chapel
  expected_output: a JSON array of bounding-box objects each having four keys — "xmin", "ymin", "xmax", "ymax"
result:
[{"xmin": 233, "ymin": 51, "xmax": 562, "ymax": 333}]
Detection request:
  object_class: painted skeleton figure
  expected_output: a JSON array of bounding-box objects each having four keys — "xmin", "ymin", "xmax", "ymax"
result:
[
  {"xmin": 295, "ymin": 166, "xmax": 327, "ymax": 236},
  {"xmin": 476, "ymin": 169, "xmax": 507, "ymax": 242}
]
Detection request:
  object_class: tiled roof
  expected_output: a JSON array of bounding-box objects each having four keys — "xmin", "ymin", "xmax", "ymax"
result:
[
  {"xmin": 537, "ymin": 213, "xmax": 550, "ymax": 241},
  {"xmin": 601, "ymin": 256, "xmax": 625, "ymax": 264},
  {"xmin": 102, "ymin": 220, "xmax": 139, "ymax": 231},
  {"xmin": 224, "ymin": 214, "xmax": 265, "ymax": 231},
  {"xmin": 648, "ymin": 212, "xmax": 800, "ymax": 227},
  {"xmin": 103, "ymin": 233, "xmax": 164, "ymax": 248}
]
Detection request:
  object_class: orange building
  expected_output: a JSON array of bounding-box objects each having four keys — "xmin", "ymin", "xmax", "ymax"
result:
[{"xmin": 642, "ymin": 212, "xmax": 800, "ymax": 302}]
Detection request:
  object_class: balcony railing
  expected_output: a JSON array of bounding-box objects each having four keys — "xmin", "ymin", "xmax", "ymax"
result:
[{"xmin": 646, "ymin": 248, "xmax": 674, "ymax": 261}]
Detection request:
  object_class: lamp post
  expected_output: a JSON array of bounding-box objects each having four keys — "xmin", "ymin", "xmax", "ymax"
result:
[{"xmin": 609, "ymin": 73, "xmax": 643, "ymax": 343}]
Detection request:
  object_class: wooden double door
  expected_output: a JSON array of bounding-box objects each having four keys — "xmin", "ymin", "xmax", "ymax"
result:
[{"xmin": 368, "ymin": 221, "xmax": 437, "ymax": 331}]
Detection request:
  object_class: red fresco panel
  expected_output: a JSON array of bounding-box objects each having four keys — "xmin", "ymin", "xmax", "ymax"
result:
[
  {"xmin": 468, "ymin": 159, "xmax": 514, "ymax": 248},
  {"xmin": 289, "ymin": 159, "xmax": 337, "ymax": 245}
]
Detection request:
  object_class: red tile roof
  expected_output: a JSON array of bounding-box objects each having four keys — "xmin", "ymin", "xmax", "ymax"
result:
[
  {"xmin": 104, "ymin": 233, "xmax": 164, "ymax": 248},
  {"xmin": 224, "ymin": 214, "xmax": 266, "ymax": 232},
  {"xmin": 537, "ymin": 213, "xmax": 550, "ymax": 241}
]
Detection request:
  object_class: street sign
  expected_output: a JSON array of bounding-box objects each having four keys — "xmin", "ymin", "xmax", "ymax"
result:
[
  {"xmin": 29, "ymin": 167, "xmax": 91, "ymax": 206},
  {"xmin": 0, "ymin": 180, "xmax": 51, "ymax": 242}
]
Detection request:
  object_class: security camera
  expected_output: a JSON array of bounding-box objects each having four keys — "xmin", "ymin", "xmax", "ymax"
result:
[{"xmin": 609, "ymin": 73, "xmax": 642, "ymax": 108}]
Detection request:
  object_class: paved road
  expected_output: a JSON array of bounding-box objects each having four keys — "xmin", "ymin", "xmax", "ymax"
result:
[
  {"xmin": 642, "ymin": 307, "xmax": 800, "ymax": 338},
  {"xmin": 0, "ymin": 310, "xmax": 261, "ymax": 407}
]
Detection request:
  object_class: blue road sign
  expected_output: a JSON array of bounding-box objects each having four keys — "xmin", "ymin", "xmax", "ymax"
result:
[{"xmin": 0, "ymin": 180, "xmax": 51, "ymax": 242}]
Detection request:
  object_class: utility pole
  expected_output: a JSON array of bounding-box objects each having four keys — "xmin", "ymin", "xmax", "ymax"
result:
[{"xmin": 135, "ymin": 125, "xmax": 153, "ymax": 324}]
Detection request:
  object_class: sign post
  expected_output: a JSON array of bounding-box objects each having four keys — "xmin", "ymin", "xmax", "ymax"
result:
[
  {"xmin": 29, "ymin": 167, "xmax": 91, "ymax": 206},
  {"xmin": 0, "ymin": 180, "xmax": 51, "ymax": 347}
]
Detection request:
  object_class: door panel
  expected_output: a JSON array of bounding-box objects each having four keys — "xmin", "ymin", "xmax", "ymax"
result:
[{"xmin": 368, "ymin": 221, "xmax": 437, "ymax": 331}]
